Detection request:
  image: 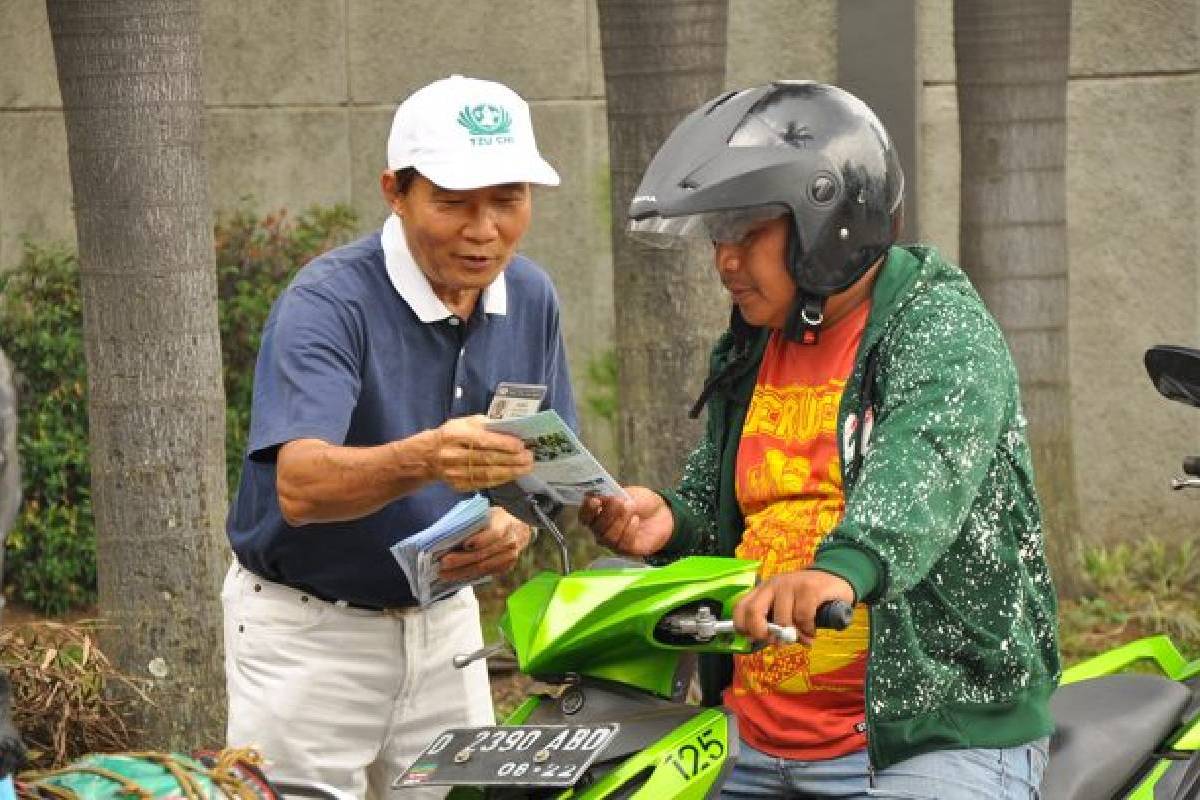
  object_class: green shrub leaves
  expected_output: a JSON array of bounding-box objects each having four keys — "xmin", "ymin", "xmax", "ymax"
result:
[{"xmin": 1, "ymin": 206, "xmax": 358, "ymax": 613}]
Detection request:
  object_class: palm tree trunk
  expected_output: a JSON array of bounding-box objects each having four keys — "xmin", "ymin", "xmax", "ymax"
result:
[
  {"xmin": 47, "ymin": 0, "xmax": 229, "ymax": 746},
  {"xmin": 598, "ymin": 0, "xmax": 730, "ymax": 487},
  {"xmin": 955, "ymin": 0, "xmax": 1084, "ymax": 598}
]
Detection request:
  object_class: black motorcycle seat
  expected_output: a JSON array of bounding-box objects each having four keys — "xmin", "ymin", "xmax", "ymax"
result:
[{"xmin": 1041, "ymin": 674, "xmax": 1193, "ymax": 800}]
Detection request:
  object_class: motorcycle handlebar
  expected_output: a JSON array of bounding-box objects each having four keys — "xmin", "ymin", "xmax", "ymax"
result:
[
  {"xmin": 711, "ymin": 599, "xmax": 854, "ymax": 644},
  {"xmin": 815, "ymin": 599, "xmax": 854, "ymax": 631}
]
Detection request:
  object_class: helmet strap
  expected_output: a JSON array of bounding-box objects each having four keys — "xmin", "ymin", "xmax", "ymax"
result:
[
  {"xmin": 781, "ymin": 218, "xmax": 825, "ymax": 345},
  {"xmin": 783, "ymin": 292, "xmax": 826, "ymax": 344}
]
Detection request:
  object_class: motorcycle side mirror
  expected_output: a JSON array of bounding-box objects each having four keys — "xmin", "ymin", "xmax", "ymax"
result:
[{"xmin": 1144, "ymin": 345, "xmax": 1200, "ymax": 408}]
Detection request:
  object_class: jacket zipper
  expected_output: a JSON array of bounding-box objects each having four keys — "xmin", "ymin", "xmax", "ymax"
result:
[
  {"xmin": 865, "ymin": 606, "xmax": 880, "ymax": 770},
  {"xmin": 845, "ymin": 418, "xmax": 880, "ymax": 772},
  {"xmin": 842, "ymin": 342, "xmax": 882, "ymax": 772}
]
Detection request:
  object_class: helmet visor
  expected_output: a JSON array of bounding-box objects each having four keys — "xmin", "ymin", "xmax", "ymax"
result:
[{"xmin": 628, "ymin": 204, "xmax": 789, "ymax": 249}]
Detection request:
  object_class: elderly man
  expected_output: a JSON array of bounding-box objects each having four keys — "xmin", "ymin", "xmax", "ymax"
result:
[{"xmin": 223, "ymin": 75, "xmax": 576, "ymax": 797}]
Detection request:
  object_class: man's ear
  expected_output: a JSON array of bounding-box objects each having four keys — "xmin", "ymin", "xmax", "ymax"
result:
[{"xmin": 380, "ymin": 170, "xmax": 405, "ymax": 217}]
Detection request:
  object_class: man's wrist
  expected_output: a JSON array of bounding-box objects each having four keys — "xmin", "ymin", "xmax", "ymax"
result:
[{"xmin": 396, "ymin": 427, "xmax": 440, "ymax": 483}]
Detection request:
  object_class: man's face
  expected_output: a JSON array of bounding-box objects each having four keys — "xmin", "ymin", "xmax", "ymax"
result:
[{"xmin": 387, "ymin": 173, "xmax": 532, "ymax": 295}]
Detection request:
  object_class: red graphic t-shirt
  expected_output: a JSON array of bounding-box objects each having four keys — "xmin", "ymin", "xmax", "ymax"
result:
[{"xmin": 724, "ymin": 300, "xmax": 872, "ymax": 761}]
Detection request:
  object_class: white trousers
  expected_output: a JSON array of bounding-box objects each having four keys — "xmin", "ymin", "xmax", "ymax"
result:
[{"xmin": 221, "ymin": 563, "xmax": 494, "ymax": 799}]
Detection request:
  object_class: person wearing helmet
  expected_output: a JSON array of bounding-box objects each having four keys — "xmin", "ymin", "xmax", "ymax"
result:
[{"xmin": 581, "ymin": 81, "xmax": 1058, "ymax": 798}]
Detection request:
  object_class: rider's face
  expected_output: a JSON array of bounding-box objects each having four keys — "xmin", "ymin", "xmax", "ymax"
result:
[
  {"xmin": 713, "ymin": 217, "xmax": 879, "ymax": 330},
  {"xmin": 713, "ymin": 217, "xmax": 796, "ymax": 329}
]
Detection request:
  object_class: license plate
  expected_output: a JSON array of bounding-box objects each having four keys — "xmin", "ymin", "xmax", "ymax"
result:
[{"xmin": 395, "ymin": 723, "xmax": 618, "ymax": 788}]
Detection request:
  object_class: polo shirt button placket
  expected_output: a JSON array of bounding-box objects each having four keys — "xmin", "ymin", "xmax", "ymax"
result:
[{"xmin": 449, "ymin": 317, "xmax": 471, "ymax": 415}]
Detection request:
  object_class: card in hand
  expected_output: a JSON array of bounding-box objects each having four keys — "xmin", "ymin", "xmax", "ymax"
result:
[{"xmin": 487, "ymin": 382, "xmax": 547, "ymax": 420}]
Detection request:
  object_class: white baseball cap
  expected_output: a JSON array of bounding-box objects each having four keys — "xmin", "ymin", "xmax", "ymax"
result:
[{"xmin": 387, "ymin": 75, "xmax": 560, "ymax": 190}]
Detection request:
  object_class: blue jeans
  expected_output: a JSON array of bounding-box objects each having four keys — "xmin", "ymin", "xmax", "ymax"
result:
[{"xmin": 720, "ymin": 737, "xmax": 1049, "ymax": 799}]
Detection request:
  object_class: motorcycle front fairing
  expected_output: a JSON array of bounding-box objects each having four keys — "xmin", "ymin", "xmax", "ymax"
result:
[{"xmin": 501, "ymin": 557, "xmax": 761, "ymax": 698}]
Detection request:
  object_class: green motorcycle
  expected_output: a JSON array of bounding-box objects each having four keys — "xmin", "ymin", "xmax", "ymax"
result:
[
  {"xmin": 1033, "ymin": 344, "xmax": 1200, "ymax": 800},
  {"xmin": 394, "ymin": 528, "xmax": 850, "ymax": 799}
]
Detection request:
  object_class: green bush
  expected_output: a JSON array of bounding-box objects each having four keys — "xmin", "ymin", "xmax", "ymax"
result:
[
  {"xmin": 216, "ymin": 205, "xmax": 358, "ymax": 490},
  {"xmin": 1, "ymin": 206, "xmax": 359, "ymax": 614},
  {"xmin": 0, "ymin": 243, "xmax": 93, "ymax": 615},
  {"xmin": 584, "ymin": 349, "xmax": 618, "ymax": 425}
]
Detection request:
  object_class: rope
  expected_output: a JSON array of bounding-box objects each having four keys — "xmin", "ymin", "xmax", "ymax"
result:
[
  {"xmin": 197, "ymin": 748, "xmax": 267, "ymax": 800},
  {"xmin": 15, "ymin": 747, "xmax": 272, "ymax": 800},
  {"xmin": 17, "ymin": 763, "xmax": 153, "ymax": 798}
]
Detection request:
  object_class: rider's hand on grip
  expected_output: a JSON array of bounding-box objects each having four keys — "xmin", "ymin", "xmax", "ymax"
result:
[{"xmin": 734, "ymin": 568, "xmax": 856, "ymax": 646}]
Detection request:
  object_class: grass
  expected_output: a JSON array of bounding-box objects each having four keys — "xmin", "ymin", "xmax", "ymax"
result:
[{"xmin": 1058, "ymin": 537, "xmax": 1200, "ymax": 667}]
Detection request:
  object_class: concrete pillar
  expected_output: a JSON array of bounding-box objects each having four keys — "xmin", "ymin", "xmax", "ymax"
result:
[{"xmin": 838, "ymin": 0, "xmax": 921, "ymax": 240}]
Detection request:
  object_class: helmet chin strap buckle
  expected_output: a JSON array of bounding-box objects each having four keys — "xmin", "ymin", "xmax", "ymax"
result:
[{"xmin": 785, "ymin": 293, "xmax": 825, "ymax": 344}]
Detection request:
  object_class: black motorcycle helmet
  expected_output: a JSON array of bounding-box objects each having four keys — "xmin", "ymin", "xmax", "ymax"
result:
[{"xmin": 628, "ymin": 80, "xmax": 905, "ymax": 342}]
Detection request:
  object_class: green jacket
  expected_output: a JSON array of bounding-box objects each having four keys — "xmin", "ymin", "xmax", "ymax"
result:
[{"xmin": 657, "ymin": 245, "xmax": 1061, "ymax": 770}]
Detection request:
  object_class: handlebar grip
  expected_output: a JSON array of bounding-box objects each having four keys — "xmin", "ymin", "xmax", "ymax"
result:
[
  {"xmin": 815, "ymin": 600, "xmax": 854, "ymax": 630},
  {"xmin": 1184, "ymin": 456, "xmax": 1200, "ymax": 477}
]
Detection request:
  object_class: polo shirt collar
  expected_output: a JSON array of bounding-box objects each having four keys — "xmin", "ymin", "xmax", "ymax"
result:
[{"xmin": 381, "ymin": 214, "xmax": 507, "ymax": 322}]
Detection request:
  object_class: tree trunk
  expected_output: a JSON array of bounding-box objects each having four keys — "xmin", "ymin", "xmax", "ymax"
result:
[
  {"xmin": 46, "ymin": 0, "xmax": 229, "ymax": 747},
  {"xmin": 954, "ymin": 0, "xmax": 1084, "ymax": 598},
  {"xmin": 598, "ymin": 0, "xmax": 730, "ymax": 487}
]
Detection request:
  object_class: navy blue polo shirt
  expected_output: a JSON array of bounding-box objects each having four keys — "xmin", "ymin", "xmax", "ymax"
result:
[{"xmin": 226, "ymin": 217, "xmax": 577, "ymax": 607}]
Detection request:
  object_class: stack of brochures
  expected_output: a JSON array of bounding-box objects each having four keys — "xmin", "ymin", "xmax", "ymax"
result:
[{"xmin": 390, "ymin": 493, "xmax": 491, "ymax": 608}]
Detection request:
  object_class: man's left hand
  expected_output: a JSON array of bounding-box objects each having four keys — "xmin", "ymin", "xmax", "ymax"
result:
[
  {"xmin": 734, "ymin": 569, "xmax": 856, "ymax": 646},
  {"xmin": 437, "ymin": 506, "xmax": 531, "ymax": 583}
]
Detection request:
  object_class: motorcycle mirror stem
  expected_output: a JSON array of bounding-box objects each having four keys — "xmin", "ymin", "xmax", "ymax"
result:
[
  {"xmin": 525, "ymin": 492, "xmax": 571, "ymax": 574},
  {"xmin": 452, "ymin": 642, "xmax": 510, "ymax": 670},
  {"xmin": 452, "ymin": 492, "xmax": 567, "ymax": 671}
]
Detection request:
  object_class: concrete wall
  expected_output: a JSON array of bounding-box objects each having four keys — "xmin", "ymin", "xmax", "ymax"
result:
[
  {"xmin": 1064, "ymin": 1, "xmax": 1200, "ymax": 542},
  {"xmin": 1, "ymin": 0, "xmax": 1197, "ymax": 542},
  {"xmin": 918, "ymin": 0, "xmax": 1200, "ymax": 542}
]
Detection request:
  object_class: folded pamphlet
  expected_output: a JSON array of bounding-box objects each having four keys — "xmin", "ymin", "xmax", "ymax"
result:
[
  {"xmin": 390, "ymin": 493, "xmax": 492, "ymax": 608},
  {"xmin": 483, "ymin": 409, "xmax": 629, "ymax": 506}
]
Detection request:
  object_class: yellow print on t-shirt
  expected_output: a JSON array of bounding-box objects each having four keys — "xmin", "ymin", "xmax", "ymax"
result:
[
  {"xmin": 741, "ymin": 380, "xmax": 845, "ymax": 445},
  {"xmin": 738, "ymin": 488, "xmax": 844, "ymax": 579},
  {"xmin": 730, "ymin": 619, "xmax": 869, "ymax": 695},
  {"xmin": 741, "ymin": 450, "xmax": 843, "ymax": 509},
  {"xmin": 734, "ymin": 497, "xmax": 869, "ymax": 696}
]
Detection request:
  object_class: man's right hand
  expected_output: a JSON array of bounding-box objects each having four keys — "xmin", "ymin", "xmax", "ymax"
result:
[
  {"xmin": 429, "ymin": 415, "xmax": 534, "ymax": 491},
  {"xmin": 579, "ymin": 486, "xmax": 673, "ymax": 557}
]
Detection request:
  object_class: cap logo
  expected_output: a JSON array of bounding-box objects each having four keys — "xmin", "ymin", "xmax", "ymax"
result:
[{"xmin": 457, "ymin": 103, "xmax": 514, "ymax": 143}]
